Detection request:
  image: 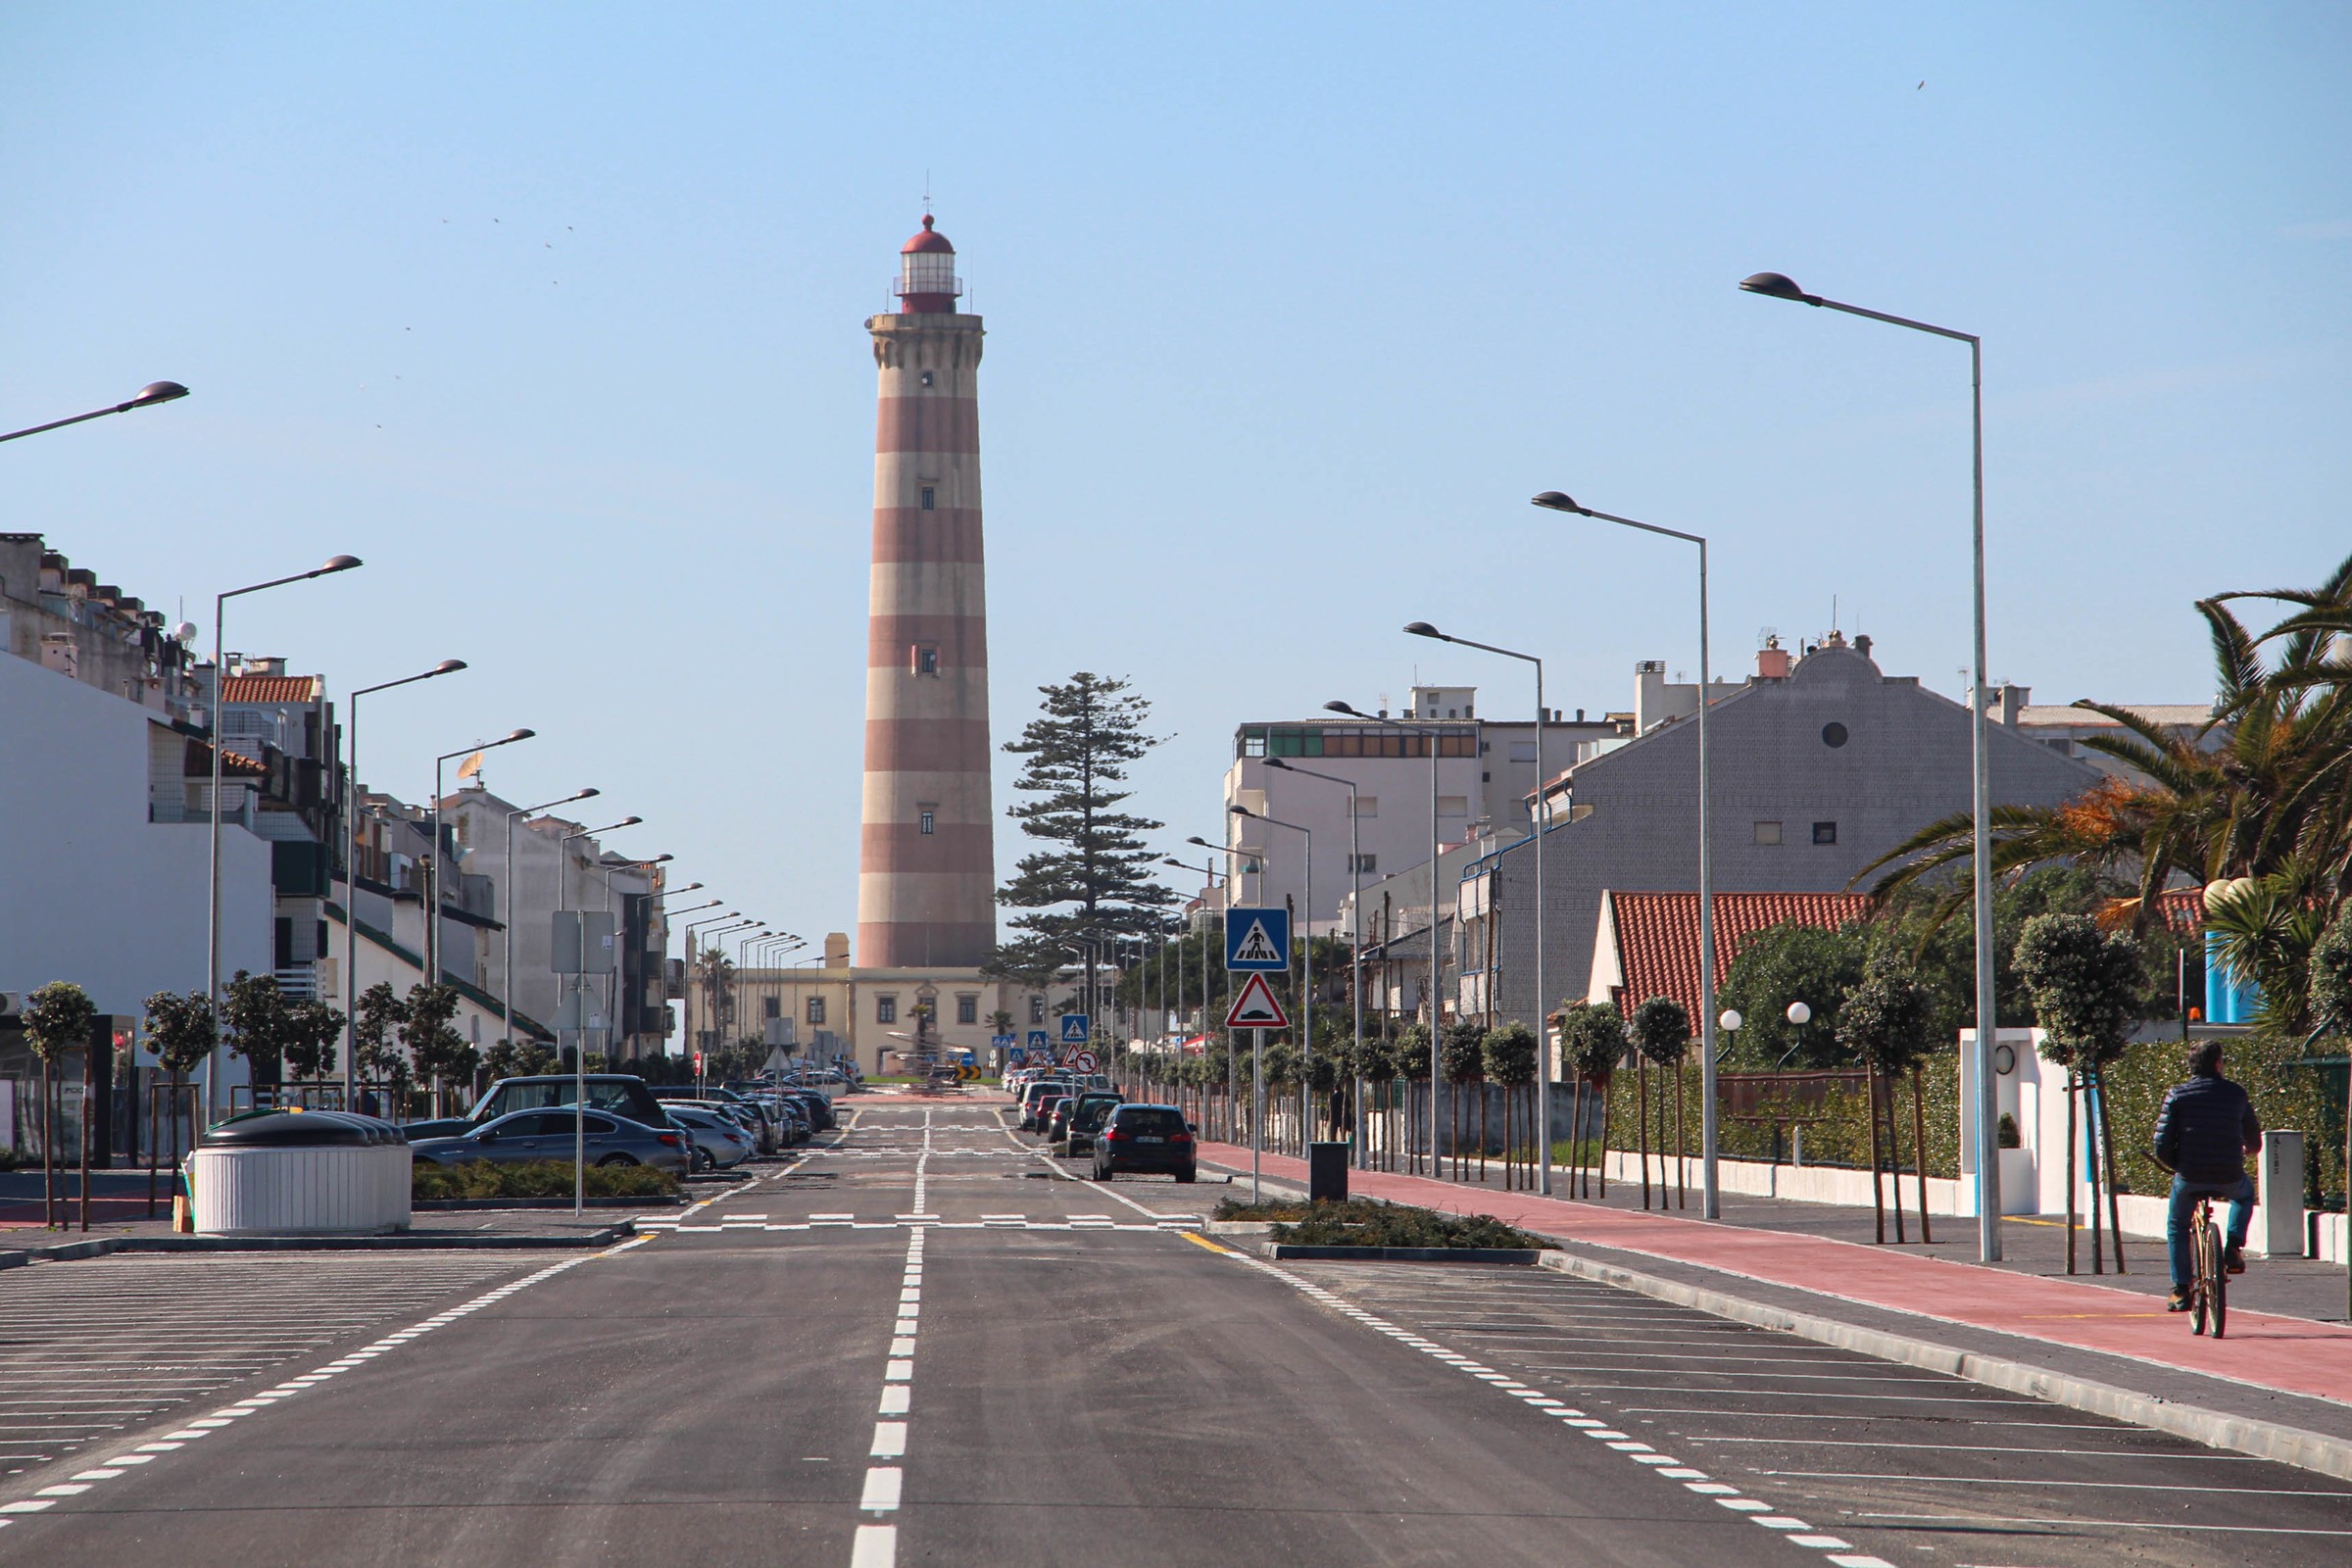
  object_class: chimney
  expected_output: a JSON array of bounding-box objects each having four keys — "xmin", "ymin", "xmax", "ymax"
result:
[
  {"xmin": 1999, "ymin": 684, "xmax": 2030, "ymax": 726},
  {"xmin": 1755, "ymin": 634, "xmax": 1791, "ymax": 680},
  {"xmin": 1852, "ymin": 633, "xmax": 1872, "ymax": 660},
  {"xmin": 822, "ymin": 931, "xmax": 851, "ymax": 969}
]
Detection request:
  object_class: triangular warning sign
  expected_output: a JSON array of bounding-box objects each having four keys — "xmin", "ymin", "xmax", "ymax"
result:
[
  {"xmin": 1231, "ymin": 919, "xmax": 1283, "ymax": 966},
  {"xmin": 1224, "ymin": 971, "xmax": 1291, "ymax": 1030}
]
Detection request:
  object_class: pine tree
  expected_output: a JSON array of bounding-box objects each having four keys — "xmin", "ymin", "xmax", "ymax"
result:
[{"xmin": 988, "ymin": 672, "xmax": 1177, "ymax": 986}]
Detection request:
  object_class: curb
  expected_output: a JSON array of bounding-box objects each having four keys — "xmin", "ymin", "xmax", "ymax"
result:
[
  {"xmin": 1537, "ymin": 1249, "xmax": 2352, "ymax": 1483},
  {"xmin": 0, "ymin": 1225, "xmax": 635, "ymax": 1260},
  {"xmin": 1264, "ymin": 1243, "xmax": 1543, "ymax": 1264},
  {"xmin": 413, "ymin": 1197, "xmax": 683, "ymax": 1210}
]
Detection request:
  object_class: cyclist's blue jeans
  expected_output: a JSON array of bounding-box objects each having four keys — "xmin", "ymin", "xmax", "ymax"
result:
[{"xmin": 2167, "ymin": 1174, "xmax": 2255, "ymax": 1287}]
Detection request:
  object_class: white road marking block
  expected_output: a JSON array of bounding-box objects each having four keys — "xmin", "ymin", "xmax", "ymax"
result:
[
  {"xmin": 851, "ymin": 1524, "xmax": 897, "ymax": 1568},
  {"xmin": 860, "ymin": 1466, "xmax": 903, "ymax": 1510},
  {"xmin": 871, "ymin": 1422, "xmax": 907, "ymax": 1457}
]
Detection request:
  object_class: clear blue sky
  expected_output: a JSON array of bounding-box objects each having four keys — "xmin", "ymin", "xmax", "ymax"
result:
[{"xmin": 6, "ymin": 4, "xmax": 2346, "ymax": 962}]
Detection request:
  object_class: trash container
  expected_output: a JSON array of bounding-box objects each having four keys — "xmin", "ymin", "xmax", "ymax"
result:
[
  {"xmin": 190, "ymin": 1109, "xmax": 411, "ymax": 1235},
  {"xmin": 1308, "ymin": 1141, "xmax": 1349, "ymax": 1203}
]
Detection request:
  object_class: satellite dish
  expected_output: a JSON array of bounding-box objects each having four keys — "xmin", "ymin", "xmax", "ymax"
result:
[{"xmin": 172, "ymin": 622, "xmax": 199, "ymax": 645}]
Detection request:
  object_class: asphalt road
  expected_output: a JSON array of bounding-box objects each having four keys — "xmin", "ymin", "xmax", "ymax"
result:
[{"xmin": 2, "ymin": 1099, "xmax": 2347, "ymax": 1566}]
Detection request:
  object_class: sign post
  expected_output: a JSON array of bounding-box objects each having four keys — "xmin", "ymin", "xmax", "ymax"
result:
[{"xmin": 1224, "ymin": 970, "xmax": 1292, "ymax": 1206}]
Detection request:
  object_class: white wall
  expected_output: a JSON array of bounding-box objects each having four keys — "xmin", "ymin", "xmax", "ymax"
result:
[{"xmin": 0, "ymin": 653, "xmax": 273, "ymax": 1020}]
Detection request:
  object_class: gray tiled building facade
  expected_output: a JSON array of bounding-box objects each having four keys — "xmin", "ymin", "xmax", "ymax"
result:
[{"xmin": 1458, "ymin": 637, "xmax": 2103, "ymax": 1034}]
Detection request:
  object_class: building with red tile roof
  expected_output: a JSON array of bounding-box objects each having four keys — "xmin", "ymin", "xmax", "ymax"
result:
[{"xmin": 1587, "ymin": 890, "xmax": 1876, "ymax": 1020}]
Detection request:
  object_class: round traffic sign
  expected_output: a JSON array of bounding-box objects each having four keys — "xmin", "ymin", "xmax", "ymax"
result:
[{"xmin": 1072, "ymin": 1050, "xmax": 1099, "ymax": 1073}]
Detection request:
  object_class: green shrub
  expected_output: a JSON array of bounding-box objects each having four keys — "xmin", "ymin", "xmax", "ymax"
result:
[
  {"xmin": 412, "ymin": 1158, "xmax": 679, "ymax": 1200},
  {"xmin": 1270, "ymin": 1200, "xmax": 1553, "ymax": 1250}
]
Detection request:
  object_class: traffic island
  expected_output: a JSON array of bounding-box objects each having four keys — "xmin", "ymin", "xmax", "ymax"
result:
[{"xmin": 1217, "ymin": 1197, "xmax": 1557, "ymax": 1262}]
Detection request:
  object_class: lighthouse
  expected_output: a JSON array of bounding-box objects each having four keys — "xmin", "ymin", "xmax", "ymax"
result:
[{"xmin": 856, "ymin": 215, "xmax": 997, "ymax": 969}]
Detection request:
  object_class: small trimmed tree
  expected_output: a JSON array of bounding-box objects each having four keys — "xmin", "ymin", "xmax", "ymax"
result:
[
  {"xmin": 1482, "ymin": 1021, "xmax": 1539, "ymax": 1191},
  {"xmin": 399, "ymin": 983, "xmax": 470, "ymax": 1117},
  {"xmin": 352, "ymin": 982, "xmax": 409, "ymax": 1112},
  {"xmin": 2016, "ymin": 913, "xmax": 2143, "ymax": 1275},
  {"xmin": 283, "ymin": 999, "xmax": 344, "ymax": 1085},
  {"xmin": 1557, "ymin": 1002, "xmax": 1627, "ymax": 1199},
  {"xmin": 1630, "ymin": 997, "xmax": 1692, "ymax": 1210},
  {"xmin": 1441, "ymin": 1020, "xmax": 1486, "ymax": 1179},
  {"xmin": 1396, "ymin": 1023, "xmax": 1434, "ymax": 1174},
  {"xmin": 142, "ymin": 991, "xmax": 217, "ymax": 1180},
  {"xmin": 1837, "ymin": 950, "xmax": 1934, "ymax": 1244},
  {"xmin": 23, "ymin": 981, "xmax": 95, "ymax": 1228},
  {"xmin": 220, "ymin": 970, "xmax": 293, "ymax": 1097}
]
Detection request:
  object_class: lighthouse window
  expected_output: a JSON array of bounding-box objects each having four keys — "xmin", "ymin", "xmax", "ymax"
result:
[
  {"xmin": 918, "ymin": 806, "xmax": 937, "ymax": 836},
  {"xmin": 919, "ymin": 370, "xmax": 935, "ymax": 387},
  {"xmin": 919, "ymin": 485, "xmax": 936, "ymax": 511},
  {"xmin": 913, "ymin": 644, "xmax": 941, "ymax": 676}
]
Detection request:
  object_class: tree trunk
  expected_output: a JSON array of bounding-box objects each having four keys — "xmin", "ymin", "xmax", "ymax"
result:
[
  {"xmin": 1637, "ymin": 1057, "xmax": 1651, "ymax": 1210},
  {"xmin": 2065, "ymin": 1070, "xmax": 2079, "ymax": 1275},
  {"xmin": 1886, "ymin": 1071, "xmax": 1905, "ymax": 1246},
  {"xmin": 1478, "ymin": 1081, "xmax": 1488, "ymax": 1181},
  {"xmin": 1569, "ymin": 1075, "xmax": 1585, "ymax": 1198},
  {"xmin": 1868, "ymin": 1062, "xmax": 1886, "ymax": 1244},
  {"xmin": 42, "ymin": 1056, "xmax": 58, "ymax": 1230},
  {"xmin": 2095, "ymin": 1065, "xmax": 2128, "ymax": 1275},
  {"xmin": 80, "ymin": 1043, "xmax": 93, "ymax": 1233},
  {"xmin": 1675, "ymin": 1060, "xmax": 1688, "ymax": 1210},
  {"xmin": 2087, "ymin": 1070, "xmax": 2106, "ymax": 1276},
  {"xmin": 1911, "ymin": 1062, "xmax": 1934, "ymax": 1246}
]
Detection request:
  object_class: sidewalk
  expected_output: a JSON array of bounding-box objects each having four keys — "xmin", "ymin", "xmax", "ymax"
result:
[{"xmin": 1200, "ymin": 1139, "xmax": 2352, "ymax": 1478}]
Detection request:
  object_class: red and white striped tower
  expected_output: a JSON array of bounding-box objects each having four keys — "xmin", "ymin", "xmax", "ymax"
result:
[{"xmin": 857, "ymin": 215, "xmax": 997, "ymax": 967}]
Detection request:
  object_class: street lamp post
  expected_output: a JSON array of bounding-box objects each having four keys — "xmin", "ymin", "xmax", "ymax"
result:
[
  {"xmin": 1265, "ymin": 759, "xmax": 1368, "ymax": 1167},
  {"xmin": 342, "ymin": 660, "xmax": 468, "ymax": 1107},
  {"xmin": 1166, "ymin": 855, "xmax": 1230, "ymax": 1141},
  {"xmin": 1532, "ymin": 491, "xmax": 1719, "ymax": 1217},
  {"xmin": 1325, "ymin": 702, "xmax": 1452, "ymax": 1178},
  {"xmin": 500, "ymin": 788, "xmax": 600, "ymax": 1061},
  {"xmin": 1405, "ymin": 620, "xmax": 1554, "ymax": 1196},
  {"xmin": 429, "ymin": 728, "xmax": 535, "ymax": 991},
  {"xmin": 601, "ymin": 855, "xmax": 673, "ymax": 1060},
  {"xmin": 558, "ymin": 815, "xmax": 642, "ymax": 1213},
  {"xmin": 0, "ymin": 381, "xmax": 188, "ymax": 445},
  {"xmin": 1739, "ymin": 270, "xmax": 2001, "ymax": 1260},
  {"xmin": 206, "ymin": 554, "xmax": 364, "ymax": 1117},
  {"xmin": 680, "ymin": 909, "xmax": 739, "ymax": 1066}
]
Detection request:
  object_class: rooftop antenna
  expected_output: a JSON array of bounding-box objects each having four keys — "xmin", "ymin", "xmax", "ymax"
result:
[{"xmin": 1832, "ymin": 593, "xmax": 1838, "ymax": 635}]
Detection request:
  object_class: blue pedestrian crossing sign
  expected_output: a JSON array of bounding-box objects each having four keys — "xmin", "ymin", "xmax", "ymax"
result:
[
  {"xmin": 1059, "ymin": 1013, "xmax": 1092, "ymax": 1045},
  {"xmin": 991, "ymin": 1034, "xmax": 1016, "ymax": 1054},
  {"xmin": 1026, "ymin": 1029, "xmax": 1050, "ymax": 1052},
  {"xmin": 1225, "ymin": 906, "xmax": 1291, "ymax": 971}
]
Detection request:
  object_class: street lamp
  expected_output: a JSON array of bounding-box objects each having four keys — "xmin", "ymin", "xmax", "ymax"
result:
[
  {"xmin": 499, "ymin": 787, "xmax": 599, "ymax": 1065},
  {"xmin": 1406, "ymin": 618, "xmax": 1555, "ymax": 1195},
  {"xmin": 1186, "ymin": 835, "xmax": 1260, "ymax": 900},
  {"xmin": 205, "ymin": 554, "xmax": 364, "ymax": 1117},
  {"xmin": 598, "ymin": 854, "xmax": 672, "ymax": 1061},
  {"xmin": 1532, "ymin": 490, "xmax": 1719, "ymax": 1217},
  {"xmin": 0, "ymin": 381, "xmax": 188, "ymax": 445},
  {"xmin": 1326, "ymin": 699, "xmax": 1453, "ymax": 1179},
  {"xmin": 680, "ymin": 908, "xmax": 738, "ymax": 1061},
  {"xmin": 341, "ymin": 659, "xmax": 468, "ymax": 1105},
  {"xmin": 429, "ymin": 728, "xmax": 536, "ymax": 989},
  {"xmin": 556, "ymin": 815, "xmax": 641, "ymax": 1212},
  {"xmin": 1740, "ymin": 270, "xmax": 2002, "ymax": 1261}
]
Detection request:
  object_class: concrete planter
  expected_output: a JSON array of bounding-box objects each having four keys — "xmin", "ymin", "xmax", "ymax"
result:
[{"xmin": 1260, "ymin": 1242, "xmax": 1544, "ymax": 1264}]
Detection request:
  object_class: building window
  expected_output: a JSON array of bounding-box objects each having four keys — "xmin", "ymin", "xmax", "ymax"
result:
[
  {"xmin": 1354, "ymin": 797, "xmax": 1377, "ymax": 817},
  {"xmin": 762, "ymin": 996, "xmax": 780, "ymax": 1018},
  {"xmin": 919, "ymin": 808, "xmax": 936, "ymax": 835},
  {"xmin": 913, "ymin": 644, "xmax": 940, "ymax": 676},
  {"xmin": 919, "ymin": 484, "xmax": 936, "ymax": 510},
  {"xmin": 1242, "ymin": 732, "xmax": 1266, "ymax": 758},
  {"xmin": 1029, "ymin": 995, "xmax": 1046, "ymax": 1024},
  {"xmin": 1754, "ymin": 821, "xmax": 1783, "ymax": 846},
  {"xmin": 876, "ymin": 995, "xmax": 898, "ymax": 1024},
  {"xmin": 1438, "ymin": 795, "xmax": 1469, "ymax": 816},
  {"xmin": 807, "ymin": 996, "xmax": 826, "ymax": 1025},
  {"xmin": 956, "ymin": 995, "xmax": 978, "ymax": 1025},
  {"xmin": 1821, "ymin": 721, "xmax": 1849, "ymax": 748},
  {"xmin": 1812, "ymin": 821, "xmax": 1838, "ymax": 845},
  {"xmin": 1353, "ymin": 853, "xmax": 1379, "ymax": 874}
]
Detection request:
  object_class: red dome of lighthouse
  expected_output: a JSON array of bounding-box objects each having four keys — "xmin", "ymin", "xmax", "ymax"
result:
[
  {"xmin": 895, "ymin": 214, "xmax": 962, "ymax": 313},
  {"xmin": 902, "ymin": 214, "xmax": 955, "ymax": 254}
]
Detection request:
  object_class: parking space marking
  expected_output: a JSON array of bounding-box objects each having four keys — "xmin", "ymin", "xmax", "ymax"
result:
[{"xmin": 0, "ymin": 1240, "xmax": 639, "ymax": 1526}]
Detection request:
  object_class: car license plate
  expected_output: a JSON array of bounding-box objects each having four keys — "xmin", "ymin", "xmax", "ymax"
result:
[{"xmin": 1137, "ymin": 1135, "xmax": 1164, "ymax": 1143}]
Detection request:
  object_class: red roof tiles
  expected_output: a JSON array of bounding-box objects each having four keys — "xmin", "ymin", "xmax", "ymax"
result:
[
  {"xmin": 1596, "ymin": 890, "xmax": 1876, "ymax": 1020},
  {"xmin": 221, "ymin": 674, "xmax": 319, "ymax": 704}
]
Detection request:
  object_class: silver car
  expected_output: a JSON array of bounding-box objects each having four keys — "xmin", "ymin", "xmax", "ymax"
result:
[
  {"xmin": 410, "ymin": 1108, "xmax": 689, "ymax": 1175},
  {"xmin": 662, "ymin": 1104, "xmax": 756, "ymax": 1170}
]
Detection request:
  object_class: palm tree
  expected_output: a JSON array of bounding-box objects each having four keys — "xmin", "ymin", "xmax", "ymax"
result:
[{"xmin": 1856, "ymin": 555, "xmax": 2352, "ymax": 983}]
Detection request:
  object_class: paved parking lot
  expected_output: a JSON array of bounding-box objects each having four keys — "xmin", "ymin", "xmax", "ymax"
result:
[
  {"xmin": 0, "ymin": 1253, "xmax": 536, "ymax": 1477},
  {"xmin": 1295, "ymin": 1260, "xmax": 2352, "ymax": 1567}
]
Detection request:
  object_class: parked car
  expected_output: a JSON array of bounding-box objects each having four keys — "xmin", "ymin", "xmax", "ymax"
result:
[
  {"xmin": 654, "ymin": 1085, "xmax": 779, "ymax": 1153},
  {"xmin": 1058, "ymin": 1093, "xmax": 1124, "ymax": 1154},
  {"xmin": 411, "ymin": 1108, "xmax": 690, "ymax": 1175},
  {"xmin": 1092, "ymin": 1103, "xmax": 1197, "ymax": 1182},
  {"xmin": 777, "ymin": 1088, "xmax": 835, "ymax": 1132},
  {"xmin": 402, "ymin": 1074, "xmax": 677, "ymax": 1144},
  {"xmin": 662, "ymin": 1104, "xmax": 756, "ymax": 1170}
]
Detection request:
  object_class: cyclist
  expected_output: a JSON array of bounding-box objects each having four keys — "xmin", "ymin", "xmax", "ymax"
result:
[{"xmin": 2151, "ymin": 1039, "xmax": 2263, "ymax": 1311}]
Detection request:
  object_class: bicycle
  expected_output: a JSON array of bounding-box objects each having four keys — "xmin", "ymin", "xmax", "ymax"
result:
[{"xmin": 2186, "ymin": 1193, "xmax": 2228, "ymax": 1339}]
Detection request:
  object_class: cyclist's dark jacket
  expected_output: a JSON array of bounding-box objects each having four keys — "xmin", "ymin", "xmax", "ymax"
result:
[{"xmin": 2151, "ymin": 1073, "xmax": 2261, "ymax": 1184}]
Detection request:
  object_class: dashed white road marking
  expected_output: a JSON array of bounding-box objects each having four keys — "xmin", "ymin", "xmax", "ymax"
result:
[
  {"xmin": 1206, "ymin": 1246, "xmax": 1898, "ymax": 1568},
  {"xmin": 849, "ymin": 1223, "xmax": 925, "ymax": 1567}
]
